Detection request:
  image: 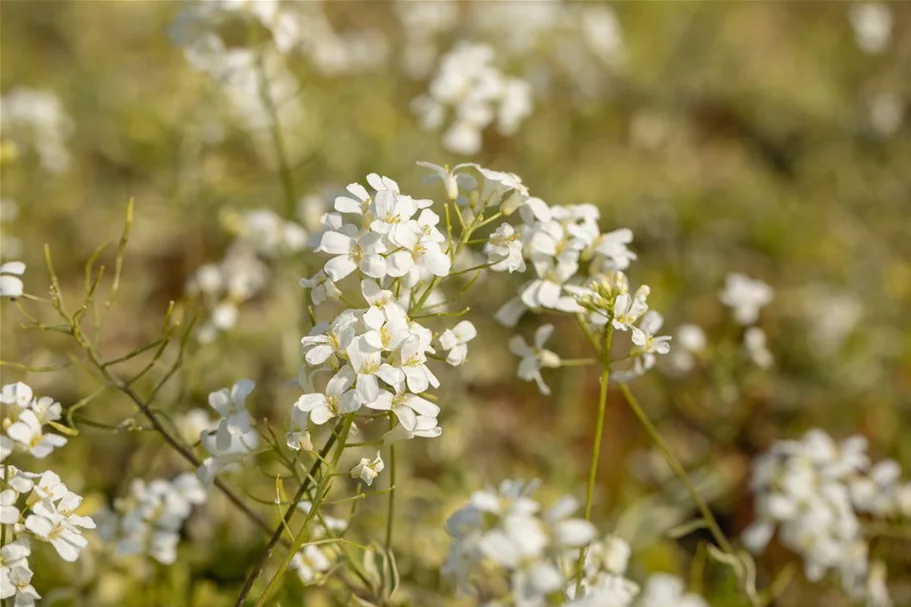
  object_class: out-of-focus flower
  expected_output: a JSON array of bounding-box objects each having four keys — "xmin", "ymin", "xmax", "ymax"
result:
[
  {"xmin": 849, "ymin": 3, "xmax": 892, "ymax": 55},
  {"xmin": 509, "ymin": 324, "xmax": 562, "ymax": 395},
  {"xmin": 719, "ymin": 273, "xmax": 773, "ymax": 325},
  {"xmin": 0, "ymin": 261, "xmax": 25, "ymax": 298}
]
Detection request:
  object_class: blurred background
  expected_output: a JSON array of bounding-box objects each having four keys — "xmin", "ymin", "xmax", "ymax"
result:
[{"xmin": 1, "ymin": 1, "xmax": 910, "ymax": 605}]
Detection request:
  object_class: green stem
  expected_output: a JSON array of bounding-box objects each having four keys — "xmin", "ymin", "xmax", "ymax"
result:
[
  {"xmin": 618, "ymin": 384, "xmax": 758, "ymax": 605},
  {"xmin": 255, "ymin": 417, "xmax": 352, "ymax": 606},
  {"xmin": 574, "ymin": 327, "xmax": 613, "ymax": 592},
  {"xmin": 385, "ymin": 417, "xmax": 396, "ymax": 553},
  {"xmin": 559, "ymin": 358, "xmax": 598, "ymax": 367},
  {"xmin": 233, "ymin": 424, "xmax": 341, "ymax": 606}
]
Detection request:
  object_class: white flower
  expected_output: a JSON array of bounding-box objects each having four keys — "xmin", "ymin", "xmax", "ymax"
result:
[
  {"xmin": 415, "ymin": 208, "xmax": 446, "ymax": 243},
  {"xmin": 667, "ymin": 324, "xmax": 705, "ymax": 374},
  {"xmin": 301, "ymin": 310, "xmax": 357, "ymax": 367},
  {"xmin": 361, "ymin": 279, "xmax": 407, "ymax": 329},
  {"xmin": 383, "ymin": 414, "xmax": 442, "ymax": 444},
  {"xmin": 602, "ymin": 535, "xmax": 631, "ymax": 575},
  {"xmin": 366, "ymin": 386, "xmax": 440, "ymax": 432},
  {"xmin": 0, "ymin": 261, "xmax": 25, "ymax": 298},
  {"xmin": 543, "ymin": 496, "xmax": 596, "ymax": 549},
  {"xmin": 24, "ymin": 493, "xmax": 96, "ymax": 562},
  {"xmin": 509, "ymin": 324, "xmax": 562, "ymax": 395},
  {"xmin": 396, "ymin": 335, "xmax": 440, "ymax": 393},
  {"xmin": 207, "ymin": 380, "xmax": 255, "ymax": 451},
  {"xmin": 334, "ymin": 181, "xmax": 372, "ymax": 216},
  {"xmin": 519, "ymin": 259, "xmax": 581, "ymax": 312},
  {"xmin": 286, "ymin": 430, "xmax": 313, "ymax": 452},
  {"xmin": 485, "ymin": 223, "xmax": 525, "ymax": 273},
  {"xmin": 96, "ymin": 473, "xmax": 206, "ymax": 564},
  {"xmin": 742, "ymin": 428, "xmax": 893, "ymax": 599},
  {"xmin": 350, "ymin": 451, "xmax": 384, "ymax": 486},
  {"xmin": 0, "ymin": 540, "xmax": 31, "ymax": 590},
  {"xmin": 1, "ymin": 564, "xmax": 40, "ymax": 606},
  {"xmin": 416, "ymin": 161, "xmax": 477, "ymax": 200},
  {"xmin": 295, "ymin": 366, "xmax": 359, "ymax": 425},
  {"xmin": 439, "ymin": 320, "xmax": 477, "ymax": 366},
  {"xmin": 346, "ymin": 336, "xmax": 406, "ymax": 404},
  {"xmin": 719, "ymin": 273, "xmax": 773, "ymax": 325},
  {"xmin": 630, "ymin": 311, "xmax": 672, "ymax": 374},
  {"xmin": 370, "ymin": 190, "xmax": 419, "ymax": 245},
  {"xmin": 744, "ymin": 327, "xmax": 773, "ymax": 369},
  {"xmin": 593, "ymin": 229, "xmax": 636, "ymax": 271},
  {"xmin": 385, "ymin": 232, "xmax": 451, "ymax": 279},
  {"xmin": 317, "ymin": 229, "xmax": 387, "ymax": 281},
  {"xmin": 611, "ymin": 287, "xmax": 650, "ymax": 331},
  {"xmin": 291, "ymin": 545, "xmax": 332, "ymax": 584},
  {"xmin": 636, "ymin": 573, "xmax": 708, "ymax": 607},
  {"xmin": 849, "ymin": 3, "xmax": 892, "ymax": 55},
  {"xmin": 5, "ymin": 410, "xmax": 67, "ymax": 458},
  {"xmin": 0, "ymin": 489, "xmax": 20, "ymax": 524},
  {"xmin": 300, "ymin": 270, "xmax": 341, "ymax": 306},
  {"xmin": 0, "ymin": 382, "xmax": 33, "ymax": 410}
]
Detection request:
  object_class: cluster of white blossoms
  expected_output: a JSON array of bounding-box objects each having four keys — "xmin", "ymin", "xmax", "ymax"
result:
[
  {"xmin": 187, "ymin": 242, "xmax": 269, "ymax": 343},
  {"xmin": 197, "ymin": 379, "xmax": 260, "ymax": 486},
  {"xmin": 412, "ymin": 42, "xmax": 533, "ymax": 155},
  {"xmin": 743, "ymin": 429, "xmax": 911, "ymax": 605},
  {"xmin": 187, "ymin": 206, "xmax": 307, "ymax": 343},
  {"xmin": 442, "ymin": 480, "xmax": 707, "ymax": 607},
  {"xmin": 477, "ymin": 197, "xmax": 670, "ymax": 389},
  {"xmin": 442, "ymin": 480, "xmax": 598, "ymax": 606},
  {"xmin": 1, "ymin": 383, "xmax": 95, "ymax": 606},
  {"xmin": 719, "ymin": 272, "xmax": 774, "ymax": 369},
  {"xmin": 94, "ymin": 473, "xmax": 207, "ymax": 565},
  {"xmin": 0, "ymin": 87, "xmax": 73, "ymax": 174},
  {"xmin": 566, "ymin": 533, "xmax": 639, "ymax": 606},
  {"xmin": 295, "ymin": 168, "xmax": 512, "ymax": 458},
  {"xmin": 1, "ymin": 383, "xmax": 68, "ymax": 460}
]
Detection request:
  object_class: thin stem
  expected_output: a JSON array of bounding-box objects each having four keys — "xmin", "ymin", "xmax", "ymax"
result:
[
  {"xmin": 559, "ymin": 358, "xmax": 598, "ymax": 367},
  {"xmin": 233, "ymin": 425, "xmax": 341, "ymax": 606},
  {"xmin": 574, "ymin": 327, "xmax": 613, "ymax": 592},
  {"xmin": 385, "ymin": 416, "xmax": 396, "ymax": 553},
  {"xmin": 618, "ymin": 384, "xmax": 758, "ymax": 604},
  {"xmin": 255, "ymin": 418, "xmax": 353, "ymax": 606}
]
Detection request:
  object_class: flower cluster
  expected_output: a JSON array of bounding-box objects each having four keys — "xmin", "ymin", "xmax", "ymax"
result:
[
  {"xmin": 488, "ymin": 200, "xmax": 669, "ymax": 388},
  {"xmin": 567, "ymin": 534, "xmax": 639, "ymax": 606},
  {"xmin": 95, "ymin": 473, "xmax": 207, "ymax": 565},
  {"xmin": 743, "ymin": 429, "xmax": 911, "ymax": 604},
  {"xmin": 719, "ymin": 272, "xmax": 774, "ymax": 369},
  {"xmin": 1, "ymin": 383, "xmax": 67, "ymax": 460},
  {"xmin": 0, "ymin": 87, "xmax": 73, "ymax": 174},
  {"xmin": 442, "ymin": 480, "xmax": 598, "ymax": 607},
  {"xmin": 187, "ymin": 207, "xmax": 309, "ymax": 342},
  {"xmin": 412, "ymin": 42, "xmax": 533, "ymax": 155},
  {"xmin": 295, "ymin": 169, "xmax": 506, "ymax": 458},
  {"xmin": 1, "ymin": 382, "xmax": 94, "ymax": 606},
  {"xmin": 197, "ymin": 379, "xmax": 260, "ymax": 486}
]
